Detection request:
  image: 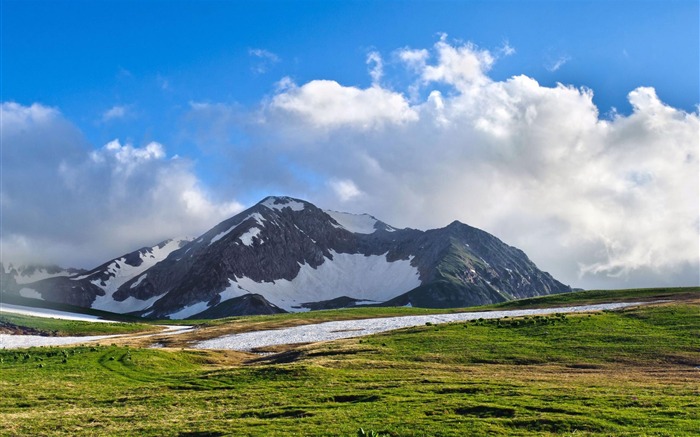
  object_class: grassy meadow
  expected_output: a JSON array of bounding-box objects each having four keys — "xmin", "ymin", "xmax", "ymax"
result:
[
  {"xmin": 0, "ymin": 312, "xmax": 159, "ymax": 337},
  {"xmin": 0, "ymin": 287, "xmax": 698, "ymax": 436}
]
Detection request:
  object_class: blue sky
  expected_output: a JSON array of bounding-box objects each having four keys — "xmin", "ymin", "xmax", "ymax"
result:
[
  {"xmin": 5, "ymin": 1, "xmax": 698, "ymax": 149},
  {"xmin": 1, "ymin": 0, "xmax": 699, "ymax": 289}
]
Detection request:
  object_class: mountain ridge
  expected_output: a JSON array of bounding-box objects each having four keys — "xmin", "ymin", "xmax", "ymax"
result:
[{"xmin": 1, "ymin": 196, "xmax": 571, "ymax": 318}]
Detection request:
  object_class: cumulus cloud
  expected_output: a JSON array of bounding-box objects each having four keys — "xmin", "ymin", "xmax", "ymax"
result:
[
  {"xmin": 239, "ymin": 36, "xmax": 698, "ymax": 289},
  {"xmin": 399, "ymin": 35, "xmax": 495, "ymax": 91},
  {"xmin": 267, "ymin": 79, "xmax": 418, "ymax": 132},
  {"xmin": 0, "ymin": 102, "xmax": 243, "ymax": 268}
]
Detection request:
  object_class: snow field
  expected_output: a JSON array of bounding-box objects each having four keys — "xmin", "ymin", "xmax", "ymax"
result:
[
  {"xmin": 324, "ymin": 210, "xmax": 380, "ymax": 234},
  {"xmin": 231, "ymin": 251, "xmax": 421, "ymax": 312},
  {"xmin": 194, "ymin": 301, "xmax": 648, "ymax": 351},
  {"xmin": 0, "ymin": 334, "xmax": 121, "ymax": 349}
]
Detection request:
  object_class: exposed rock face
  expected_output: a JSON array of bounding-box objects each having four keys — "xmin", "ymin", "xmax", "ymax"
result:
[{"xmin": 4, "ymin": 196, "xmax": 571, "ymax": 318}]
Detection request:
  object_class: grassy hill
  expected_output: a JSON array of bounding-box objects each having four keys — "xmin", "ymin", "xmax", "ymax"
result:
[{"xmin": 0, "ymin": 287, "xmax": 698, "ymax": 436}]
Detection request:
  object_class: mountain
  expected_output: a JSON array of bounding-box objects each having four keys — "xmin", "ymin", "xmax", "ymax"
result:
[
  {"xmin": 1, "ymin": 264, "xmax": 86, "ymax": 300},
  {"xmin": 2, "ymin": 196, "xmax": 570, "ymax": 318},
  {"xmin": 1, "ymin": 238, "xmax": 191, "ymax": 310}
]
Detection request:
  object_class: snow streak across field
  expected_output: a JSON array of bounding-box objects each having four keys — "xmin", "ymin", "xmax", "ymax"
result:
[
  {"xmin": 1, "ymin": 301, "xmax": 652, "ymax": 350},
  {"xmin": 0, "ymin": 303, "xmax": 116, "ymax": 323},
  {"xmin": 195, "ymin": 302, "xmax": 648, "ymax": 351}
]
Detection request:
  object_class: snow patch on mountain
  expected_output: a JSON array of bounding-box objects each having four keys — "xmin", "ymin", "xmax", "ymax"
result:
[
  {"xmin": 209, "ymin": 213, "xmax": 266, "ymax": 246},
  {"xmin": 93, "ymin": 238, "xmax": 188, "ymax": 294},
  {"xmin": 85, "ymin": 238, "xmax": 189, "ymax": 312},
  {"xmin": 169, "ymin": 300, "xmax": 211, "ymax": 320},
  {"xmin": 209, "ymin": 225, "xmax": 237, "ymax": 246},
  {"xmin": 232, "ymin": 251, "xmax": 420, "ymax": 311},
  {"xmin": 239, "ymin": 227, "xmax": 261, "ymax": 246},
  {"xmin": 18, "ymin": 288, "xmax": 43, "ymax": 300},
  {"xmin": 92, "ymin": 292, "xmax": 165, "ymax": 314},
  {"xmin": 219, "ymin": 279, "xmax": 252, "ymax": 301},
  {"xmin": 131, "ymin": 274, "xmax": 147, "ymax": 289},
  {"xmin": 167, "ymin": 280, "xmax": 251, "ymax": 319},
  {"xmin": 325, "ymin": 210, "xmax": 380, "ymax": 234}
]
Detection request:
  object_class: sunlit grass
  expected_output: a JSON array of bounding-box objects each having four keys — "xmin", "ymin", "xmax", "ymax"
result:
[
  {"xmin": 0, "ymin": 312, "xmax": 159, "ymax": 336},
  {"xmin": 1, "ymin": 288, "xmax": 697, "ymax": 436}
]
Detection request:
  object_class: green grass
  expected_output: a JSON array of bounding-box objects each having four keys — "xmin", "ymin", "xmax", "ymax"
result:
[
  {"xmin": 490, "ymin": 286, "xmax": 699, "ymax": 309},
  {"xmin": 0, "ymin": 312, "xmax": 159, "ymax": 336},
  {"xmin": 1, "ymin": 288, "xmax": 698, "ymax": 436}
]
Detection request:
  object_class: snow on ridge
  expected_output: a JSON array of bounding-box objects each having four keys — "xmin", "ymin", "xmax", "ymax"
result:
[
  {"xmin": 89, "ymin": 239, "xmax": 188, "ymax": 312},
  {"xmin": 208, "ymin": 213, "xmax": 266, "ymax": 247},
  {"xmin": 324, "ymin": 210, "xmax": 379, "ymax": 234},
  {"xmin": 233, "ymin": 250, "xmax": 420, "ymax": 312},
  {"xmin": 71, "ymin": 272, "xmax": 93, "ymax": 280},
  {"xmin": 261, "ymin": 196, "xmax": 306, "ymax": 211},
  {"xmin": 151, "ymin": 238, "xmax": 191, "ymax": 260},
  {"xmin": 209, "ymin": 225, "xmax": 237, "ymax": 246},
  {"xmin": 13, "ymin": 267, "xmax": 74, "ymax": 284}
]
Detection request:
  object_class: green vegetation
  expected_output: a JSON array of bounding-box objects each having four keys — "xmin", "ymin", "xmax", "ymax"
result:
[
  {"xmin": 0, "ymin": 312, "xmax": 158, "ymax": 336},
  {"xmin": 1, "ymin": 287, "xmax": 697, "ymax": 436},
  {"xmin": 491, "ymin": 286, "xmax": 699, "ymax": 309}
]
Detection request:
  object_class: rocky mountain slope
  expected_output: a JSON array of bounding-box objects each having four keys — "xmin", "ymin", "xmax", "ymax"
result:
[{"xmin": 1, "ymin": 196, "xmax": 570, "ymax": 318}]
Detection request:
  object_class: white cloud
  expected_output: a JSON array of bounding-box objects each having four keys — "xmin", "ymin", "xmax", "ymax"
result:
[
  {"xmin": 101, "ymin": 105, "xmax": 129, "ymax": 122},
  {"xmin": 398, "ymin": 48, "xmax": 430, "ymax": 70},
  {"xmin": 499, "ymin": 40, "xmax": 516, "ymax": 57},
  {"xmin": 420, "ymin": 37, "xmax": 494, "ymax": 89},
  {"xmin": 230, "ymin": 36, "xmax": 699, "ymax": 289},
  {"xmin": 249, "ymin": 48, "xmax": 280, "ymax": 74},
  {"xmin": 366, "ymin": 51, "xmax": 384, "ymax": 86},
  {"xmin": 330, "ymin": 179, "xmax": 363, "ymax": 202},
  {"xmin": 546, "ymin": 55, "xmax": 571, "ymax": 72},
  {"xmin": 267, "ymin": 79, "xmax": 418, "ymax": 131},
  {"xmin": 0, "ymin": 102, "xmax": 243, "ymax": 268}
]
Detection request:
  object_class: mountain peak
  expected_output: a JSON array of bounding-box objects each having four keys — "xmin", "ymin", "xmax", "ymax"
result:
[{"xmin": 258, "ymin": 196, "xmax": 308, "ymax": 211}]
